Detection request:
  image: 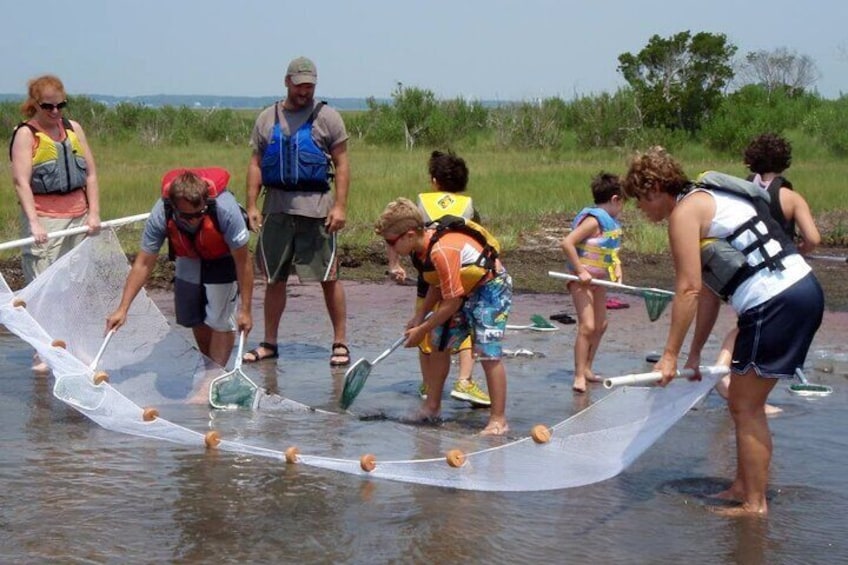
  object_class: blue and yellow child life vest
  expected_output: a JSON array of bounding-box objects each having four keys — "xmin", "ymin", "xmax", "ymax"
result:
[
  {"xmin": 260, "ymin": 101, "xmax": 332, "ymax": 192},
  {"xmin": 9, "ymin": 119, "xmax": 88, "ymax": 195},
  {"xmin": 568, "ymin": 207, "xmax": 621, "ymax": 281}
]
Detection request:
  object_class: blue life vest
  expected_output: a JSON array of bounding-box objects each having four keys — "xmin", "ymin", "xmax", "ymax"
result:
[
  {"xmin": 569, "ymin": 207, "xmax": 622, "ymax": 281},
  {"xmin": 260, "ymin": 102, "xmax": 332, "ymax": 192}
]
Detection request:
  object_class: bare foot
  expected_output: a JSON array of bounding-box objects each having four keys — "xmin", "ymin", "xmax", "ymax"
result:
[
  {"xmin": 713, "ymin": 485, "xmax": 743, "ymax": 502},
  {"xmin": 765, "ymin": 403, "xmax": 782, "ymax": 416},
  {"xmin": 32, "ymin": 354, "xmax": 50, "ymax": 374},
  {"xmin": 708, "ymin": 502, "xmax": 768, "ymax": 517},
  {"xmin": 412, "ymin": 407, "xmax": 440, "ymax": 423},
  {"xmin": 480, "ymin": 420, "xmax": 509, "ymax": 436},
  {"xmin": 572, "ymin": 375, "xmax": 587, "ymax": 394},
  {"xmin": 585, "ymin": 370, "xmax": 603, "ymax": 383}
]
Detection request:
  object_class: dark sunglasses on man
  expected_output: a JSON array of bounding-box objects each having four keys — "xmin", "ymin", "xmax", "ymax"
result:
[{"xmin": 175, "ymin": 206, "xmax": 208, "ymax": 220}]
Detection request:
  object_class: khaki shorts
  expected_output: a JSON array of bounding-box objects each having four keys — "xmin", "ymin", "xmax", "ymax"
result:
[
  {"xmin": 21, "ymin": 214, "xmax": 88, "ymax": 284},
  {"xmin": 257, "ymin": 212, "xmax": 339, "ymax": 283}
]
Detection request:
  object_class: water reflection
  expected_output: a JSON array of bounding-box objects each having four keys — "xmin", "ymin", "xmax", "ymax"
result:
[{"xmin": 1, "ymin": 287, "xmax": 847, "ymax": 563}]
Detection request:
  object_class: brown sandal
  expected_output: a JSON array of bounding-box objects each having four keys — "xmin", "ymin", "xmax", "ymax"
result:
[{"xmin": 330, "ymin": 342, "xmax": 351, "ymax": 367}]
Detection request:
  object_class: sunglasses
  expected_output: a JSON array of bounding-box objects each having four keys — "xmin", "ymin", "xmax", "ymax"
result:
[
  {"xmin": 384, "ymin": 231, "xmax": 407, "ymax": 247},
  {"xmin": 175, "ymin": 206, "xmax": 208, "ymax": 220},
  {"xmin": 39, "ymin": 101, "xmax": 68, "ymax": 111}
]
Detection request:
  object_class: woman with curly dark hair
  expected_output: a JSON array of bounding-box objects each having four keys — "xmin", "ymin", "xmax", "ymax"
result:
[{"xmin": 743, "ymin": 133, "xmax": 820, "ymax": 254}]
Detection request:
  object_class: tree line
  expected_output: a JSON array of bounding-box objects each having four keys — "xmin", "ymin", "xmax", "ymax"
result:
[{"xmin": 2, "ymin": 31, "xmax": 845, "ymax": 156}]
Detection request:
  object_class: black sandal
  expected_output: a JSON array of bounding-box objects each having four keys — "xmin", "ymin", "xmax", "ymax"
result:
[
  {"xmin": 549, "ymin": 312, "xmax": 576, "ymax": 324},
  {"xmin": 242, "ymin": 342, "xmax": 279, "ymax": 363},
  {"xmin": 330, "ymin": 342, "xmax": 351, "ymax": 367}
]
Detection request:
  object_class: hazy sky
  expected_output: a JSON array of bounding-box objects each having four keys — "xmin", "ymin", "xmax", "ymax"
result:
[{"xmin": 2, "ymin": 0, "xmax": 845, "ymax": 100}]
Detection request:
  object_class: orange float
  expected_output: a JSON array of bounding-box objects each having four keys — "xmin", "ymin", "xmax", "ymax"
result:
[
  {"xmin": 204, "ymin": 430, "xmax": 221, "ymax": 449},
  {"xmin": 12, "ymin": 298, "xmax": 26, "ymax": 308},
  {"xmin": 531, "ymin": 424, "xmax": 552, "ymax": 444},
  {"xmin": 446, "ymin": 449, "xmax": 466, "ymax": 468},
  {"xmin": 93, "ymin": 371, "xmax": 109, "ymax": 385},
  {"xmin": 284, "ymin": 446, "xmax": 300, "ymax": 464},
  {"xmin": 360, "ymin": 453, "xmax": 377, "ymax": 472},
  {"xmin": 142, "ymin": 407, "xmax": 159, "ymax": 422},
  {"xmin": 51, "ymin": 339, "xmax": 67, "ymax": 349}
]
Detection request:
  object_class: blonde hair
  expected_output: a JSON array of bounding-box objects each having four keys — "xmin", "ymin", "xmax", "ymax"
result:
[
  {"xmin": 374, "ymin": 197, "xmax": 425, "ymax": 238},
  {"xmin": 21, "ymin": 75, "xmax": 66, "ymax": 118},
  {"xmin": 621, "ymin": 146, "xmax": 689, "ymax": 199}
]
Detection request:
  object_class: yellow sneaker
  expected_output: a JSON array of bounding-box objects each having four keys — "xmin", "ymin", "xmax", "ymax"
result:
[{"xmin": 450, "ymin": 379, "xmax": 491, "ymax": 407}]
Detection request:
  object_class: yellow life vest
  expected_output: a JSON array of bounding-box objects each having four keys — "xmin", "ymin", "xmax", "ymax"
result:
[{"xmin": 417, "ymin": 192, "xmax": 474, "ymax": 222}]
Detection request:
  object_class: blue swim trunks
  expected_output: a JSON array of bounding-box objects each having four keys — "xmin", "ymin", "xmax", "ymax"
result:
[{"xmin": 432, "ymin": 272, "xmax": 513, "ymax": 360}]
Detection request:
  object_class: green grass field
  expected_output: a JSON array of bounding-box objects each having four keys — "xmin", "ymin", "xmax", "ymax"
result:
[{"xmin": 2, "ymin": 132, "xmax": 847, "ymax": 259}]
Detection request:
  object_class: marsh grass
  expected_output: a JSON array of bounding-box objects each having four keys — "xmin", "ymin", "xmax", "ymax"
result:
[{"xmin": 3, "ymin": 131, "xmax": 848, "ymax": 259}]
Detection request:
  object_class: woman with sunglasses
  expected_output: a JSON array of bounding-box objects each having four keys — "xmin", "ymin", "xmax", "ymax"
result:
[
  {"xmin": 9, "ymin": 74, "xmax": 101, "ymax": 371},
  {"xmin": 9, "ymin": 75, "xmax": 101, "ymax": 280}
]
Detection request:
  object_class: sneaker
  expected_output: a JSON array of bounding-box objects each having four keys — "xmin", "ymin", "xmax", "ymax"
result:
[
  {"xmin": 418, "ymin": 382, "xmax": 428, "ymax": 400},
  {"xmin": 450, "ymin": 379, "xmax": 491, "ymax": 407}
]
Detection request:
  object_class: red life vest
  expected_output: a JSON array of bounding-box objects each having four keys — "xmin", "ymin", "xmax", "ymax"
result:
[{"xmin": 161, "ymin": 167, "xmax": 232, "ymax": 260}]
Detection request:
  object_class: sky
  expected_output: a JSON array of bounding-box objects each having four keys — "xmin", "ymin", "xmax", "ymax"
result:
[{"xmin": 2, "ymin": 0, "xmax": 846, "ymax": 101}]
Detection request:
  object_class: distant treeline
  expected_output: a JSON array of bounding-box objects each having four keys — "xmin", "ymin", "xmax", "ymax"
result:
[{"xmin": 2, "ymin": 84, "xmax": 847, "ymax": 156}]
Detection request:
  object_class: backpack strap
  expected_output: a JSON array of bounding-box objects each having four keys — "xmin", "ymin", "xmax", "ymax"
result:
[{"xmin": 9, "ymin": 122, "xmax": 37, "ymax": 160}]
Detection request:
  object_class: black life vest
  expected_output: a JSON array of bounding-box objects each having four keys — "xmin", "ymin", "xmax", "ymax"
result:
[{"xmin": 411, "ymin": 215, "xmax": 501, "ymax": 290}]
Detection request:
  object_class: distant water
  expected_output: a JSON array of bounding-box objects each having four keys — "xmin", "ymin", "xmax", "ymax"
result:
[
  {"xmin": 1, "ymin": 285, "xmax": 846, "ymax": 563},
  {"xmin": 0, "ymin": 93, "xmax": 513, "ymax": 111}
]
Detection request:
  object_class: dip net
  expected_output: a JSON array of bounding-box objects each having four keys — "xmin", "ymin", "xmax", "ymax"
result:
[{"xmin": 0, "ymin": 229, "xmax": 720, "ymax": 491}]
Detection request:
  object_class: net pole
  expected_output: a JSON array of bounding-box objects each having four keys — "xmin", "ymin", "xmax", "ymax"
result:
[{"xmin": 0, "ymin": 213, "xmax": 151, "ymax": 252}]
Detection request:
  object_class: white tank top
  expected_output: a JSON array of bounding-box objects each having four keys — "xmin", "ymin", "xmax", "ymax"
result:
[{"xmin": 684, "ymin": 188, "xmax": 811, "ymax": 313}]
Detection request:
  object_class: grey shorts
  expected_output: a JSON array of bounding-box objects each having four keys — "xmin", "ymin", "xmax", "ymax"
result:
[
  {"xmin": 257, "ymin": 212, "xmax": 339, "ymax": 283},
  {"xmin": 174, "ymin": 256, "xmax": 238, "ymax": 331},
  {"xmin": 174, "ymin": 279, "xmax": 238, "ymax": 331}
]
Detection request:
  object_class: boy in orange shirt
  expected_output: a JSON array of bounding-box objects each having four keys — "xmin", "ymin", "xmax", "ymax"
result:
[{"xmin": 375, "ymin": 198, "xmax": 512, "ymax": 435}]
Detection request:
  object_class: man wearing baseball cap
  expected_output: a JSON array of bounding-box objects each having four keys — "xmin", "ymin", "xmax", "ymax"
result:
[{"xmin": 243, "ymin": 56, "xmax": 352, "ymax": 368}]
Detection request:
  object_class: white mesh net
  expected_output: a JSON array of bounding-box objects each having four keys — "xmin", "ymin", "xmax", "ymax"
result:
[{"xmin": 0, "ymin": 229, "xmax": 720, "ymax": 491}]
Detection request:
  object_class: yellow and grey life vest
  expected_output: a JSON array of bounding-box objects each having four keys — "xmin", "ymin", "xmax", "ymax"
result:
[{"xmin": 10, "ymin": 119, "xmax": 88, "ymax": 195}]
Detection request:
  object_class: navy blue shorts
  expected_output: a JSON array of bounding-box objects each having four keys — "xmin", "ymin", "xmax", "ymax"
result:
[{"xmin": 732, "ymin": 273, "xmax": 824, "ymax": 378}]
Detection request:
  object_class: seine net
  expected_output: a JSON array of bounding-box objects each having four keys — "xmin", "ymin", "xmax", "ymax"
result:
[{"xmin": 0, "ymin": 229, "xmax": 719, "ymax": 491}]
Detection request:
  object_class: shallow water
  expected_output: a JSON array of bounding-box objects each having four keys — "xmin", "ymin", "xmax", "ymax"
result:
[{"xmin": 1, "ymin": 281, "xmax": 847, "ymax": 563}]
